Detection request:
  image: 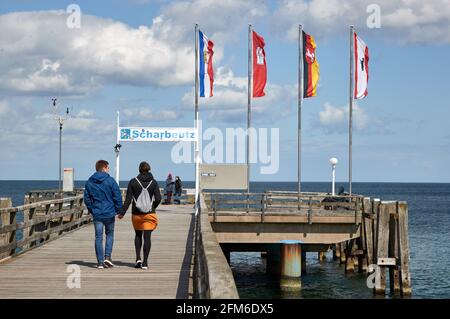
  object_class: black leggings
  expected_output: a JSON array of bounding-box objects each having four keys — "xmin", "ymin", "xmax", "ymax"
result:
[{"xmin": 134, "ymin": 230, "xmax": 152, "ymax": 265}]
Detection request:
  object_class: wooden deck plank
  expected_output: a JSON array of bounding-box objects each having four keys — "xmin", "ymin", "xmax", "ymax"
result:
[{"xmin": 0, "ymin": 204, "xmax": 195, "ymax": 299}]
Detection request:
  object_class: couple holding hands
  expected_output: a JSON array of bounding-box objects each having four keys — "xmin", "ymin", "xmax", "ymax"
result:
[{"xmin": 83, "ymin": 160, "xmax": 161, "ymax": 270}]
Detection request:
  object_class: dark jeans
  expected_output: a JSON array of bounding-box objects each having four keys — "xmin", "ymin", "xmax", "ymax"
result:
[{"xmin": 94, "ymin": 217, "xmax": 115, "ymax": 264}]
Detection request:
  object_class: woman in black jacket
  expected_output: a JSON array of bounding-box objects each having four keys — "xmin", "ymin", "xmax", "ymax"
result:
[
  {"xmin": 118, "ymin": 161, "xmax": 161, "ymax": 269},
  {"xmin": 174, "ymin": 176, "xmax": 182, "ymax": 204}
]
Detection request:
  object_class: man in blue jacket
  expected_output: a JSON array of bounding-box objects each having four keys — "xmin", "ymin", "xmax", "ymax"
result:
[{"xmin": 84, "ymin": 160, "xmax": 123, "ymax": 269}]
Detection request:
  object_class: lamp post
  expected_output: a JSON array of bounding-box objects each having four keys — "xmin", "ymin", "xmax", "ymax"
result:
[
  {"xmin": 52, "ymin": 99, "xmax": 70, "ymax": 191},
  {"xmin": 329, "ymin": 157, "xmax": 338, "ymax": 196}
]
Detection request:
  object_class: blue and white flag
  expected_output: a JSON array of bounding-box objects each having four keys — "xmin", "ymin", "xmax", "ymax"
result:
[{"xmin": 199, "ymin": 30, "xmax": 214, "ymax": 97}]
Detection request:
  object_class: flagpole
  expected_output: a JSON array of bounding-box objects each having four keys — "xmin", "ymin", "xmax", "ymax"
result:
[
  {"xmin": 349, "ymin": 25, "xmax": 354, "ymax": 196},
  {"xmin": 194, "ymin": 23, "xmax": 200, "ymax": 214},
  {"xmin": 247, "ymin": 24, "xmax": 252, "ymax": 199},
  {"xmin": 115, "ymin": 111, "xmax": 120, "ymax": 184},
  {"xmin": 298, "ymin": 25, "xmax": 304, "ymax": 199}
]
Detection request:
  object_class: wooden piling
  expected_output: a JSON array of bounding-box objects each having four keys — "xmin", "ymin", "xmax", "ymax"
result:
[
  {"xmin": 318, "ymin": 251, "xmax": 326, "ymax": 262},
  {"xmin": 389, "ymin": 211, "xmax": 401, "ymax": 295},
  {"xmin": 363, "ymin": 198, "xmax": 374, "ymax": 268},
  {"xmin": 339, "ymin": 242, "xmax": 346, "ymax": 265},
  {"xmin": 374, "ymin": 201, "xmax": 393, "ymax": 295},
  {"xmin": 356, "ymin": 236, "xmax": 365, "ymax": 273},
  {"xmin": 334, "ymin": 243, "xmax": 341, "ymax": 260},
  {"xmin": 397, "ymin": 201, "xmax": 412, "ymax": 296},
  {"xmin": 372, "ymin": 199, "xmax": 381, "ymax": 263},
  {"xmin": 345, "ymin": 239, "xmax": 355, "ymax": 274}
]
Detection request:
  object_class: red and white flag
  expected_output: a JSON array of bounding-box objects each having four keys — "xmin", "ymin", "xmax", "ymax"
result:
[
  {"xmin": 252, "ymin": 31, "xmax": 266, "ymax": 98},
  {"xmin": 354, "ymin": 32, "xmax": 369, "ymax": 99}
]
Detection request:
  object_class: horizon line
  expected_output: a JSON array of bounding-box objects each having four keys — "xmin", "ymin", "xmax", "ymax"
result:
[{"xmin": 0, "ymin": 179, "xmax": 449, "ymax": 184}]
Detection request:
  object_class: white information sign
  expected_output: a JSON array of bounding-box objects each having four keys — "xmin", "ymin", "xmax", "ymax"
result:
[
  {"xmin": 118, "ymin": 127, "xmax": 197, "ymax": 142},
  {"xmin": 63, "ymin": 168, "xmax": 74, "ymax": 192}
]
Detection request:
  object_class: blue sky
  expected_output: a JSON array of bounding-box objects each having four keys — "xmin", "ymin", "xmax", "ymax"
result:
[{"xmin": 0, "ymin": 0, "xmax": 449, "ymax": 182}]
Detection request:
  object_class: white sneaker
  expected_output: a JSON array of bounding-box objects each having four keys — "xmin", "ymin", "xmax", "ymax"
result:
[
  {"xmin": 104, "ymin": 257, "xmax": 114, "ymax": 268},
  {"xmin": 97, "ymin": 264, "xmax": 104, "ymax": 269}
]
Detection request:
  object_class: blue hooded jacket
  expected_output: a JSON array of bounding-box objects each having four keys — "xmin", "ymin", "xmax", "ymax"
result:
[{"xmin": 84, "ymin": 172, "xmax": 123, "ymax": 220}]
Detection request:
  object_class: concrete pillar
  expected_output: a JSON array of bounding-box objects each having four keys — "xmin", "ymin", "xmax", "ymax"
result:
[{"xmin": 280, "ymin": 240, "xmax": 302, "ymax": 291}]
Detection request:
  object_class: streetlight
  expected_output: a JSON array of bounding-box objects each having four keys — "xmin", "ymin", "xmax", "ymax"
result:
[
  {"xmin": 329, "ymin": 157, "xmax": 338, "ymax": 196},
  {"xmin": 52, "ymin": 99, "xmax": 70, "ymax": 191}
]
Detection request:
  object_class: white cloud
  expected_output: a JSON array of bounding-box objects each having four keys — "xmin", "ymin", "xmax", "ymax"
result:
[
  {"xmin": 181, "ymin": 67, "xmax": 297, "ymax": 123},
  {"xmin": 0, "ymin": 100, "xmax": 10, "ymax": 116},
  {"xmin": 0, "ymin": 99, "xmax": 114, "ymax": 149},
  {"xmin": 122, "ymin": 107, "xmax": 178, "ymax": 122},
  {"xmin": 0, "ymin": 1, "xmax": 267, "ymax": 97},
  {"xmin": 77, "ymin": 109, "xmax": 93, "ymax": 118},
  {"xmin": 317, "ymin": 102, "xmax": 369, "ymax": 134},
  {"xmin": 271, "ymin": 0, "xmax": 450, "ymax": 44},
  {"xmin": 0, "ymin": 11, "xmax": 198, "ymax": 95},
  {"xmin": 160, "ymin": 0, "xmax": 267, "ymax": 44}
]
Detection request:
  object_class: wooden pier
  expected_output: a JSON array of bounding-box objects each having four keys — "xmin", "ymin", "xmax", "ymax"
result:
[
  {"xmin": 0, "ymin": 188, "xmax": 411, "ymax": 298},
  {"xmin": 0, "ymin": 200, "xmax": 195, "ymax": 298}
]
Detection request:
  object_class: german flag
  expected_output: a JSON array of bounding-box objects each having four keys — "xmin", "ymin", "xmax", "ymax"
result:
[{"xmin": 303, "ymin": 31, "xmax": 320, "ymax": 98}]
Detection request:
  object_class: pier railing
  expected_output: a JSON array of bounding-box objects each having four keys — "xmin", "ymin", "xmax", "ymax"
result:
[
  {"xmin": 193, "ymin": 194, "xmax": 239, "ymax": 299},
  {"xmin": 119, "ymin": 188, "xmax": 195, "ymax": 205},
  {"xmin": 27, "ymin": 188, "xmax": 195, "ymax": 205},
  {"xmin": 0, "ymin": 195, "xmax": 90, "ymax": 261},
  {"xmin": 203, "ymin": 191, "xmax": 365, "ymax": 223}
]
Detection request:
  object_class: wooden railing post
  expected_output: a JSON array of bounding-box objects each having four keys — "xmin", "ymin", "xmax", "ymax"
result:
[
  {"xmin": 43, "ymin": 204, "xmax": 51, "ymax": 242},
  {"xmin": 213, "ymin": 194, "xmax": 217, "ymax": 222},
  {"xmin": 57, "ymin": 201, "xmax": 64, "ymax": 236},
  {"xmin": 0, "ymin": 198, "xmax": 13, "ymax": 260},
  {"xmin": 308, "ymin": 196, "xmax": 312, "ymax": 224},
  {"xmin": 28, "ymin": 202, "xmax": 37, "ymax": 249},
  {"xmin": 22, "ymin": 195, "xmax": 30, "ymax": 250},
  {"xmin": 261, "ymin": 194, "xmax": 266, "ymax": 222}
]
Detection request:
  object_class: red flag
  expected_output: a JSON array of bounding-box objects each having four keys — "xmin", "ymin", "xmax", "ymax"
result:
[
  {"xmin": 354, "ymin": 32, "xmax": 369, "ymax": 99},
  {"xmin": 252, "ymin": 31, "xmax": 266, "ymax": 98}
]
